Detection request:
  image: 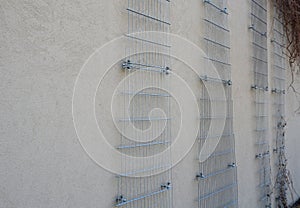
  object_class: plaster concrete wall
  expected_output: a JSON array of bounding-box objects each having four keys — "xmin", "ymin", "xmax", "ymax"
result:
[
  {"xmin": 0, "ymin": 1, "xmax": 126, "ymax": 207},
  {"xmin": 285, "ymin": 70, "xmax": 300, "ymax": 204},
  {"xmin": 1, "ymin": 0, "xmax": 300, "ymax": 208},
  {"xmin": 229, "ymin": 1, "xmax": 259, "ymax": 207}
]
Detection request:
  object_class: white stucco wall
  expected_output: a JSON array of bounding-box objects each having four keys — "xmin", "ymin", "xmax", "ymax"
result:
[
  {"xmin": 1, "ymin": 0, "xmax": 299, "ymax": 207},
  {"xmin": 285, "ymin": 69, "xmax": 300, "ymax": 204}
]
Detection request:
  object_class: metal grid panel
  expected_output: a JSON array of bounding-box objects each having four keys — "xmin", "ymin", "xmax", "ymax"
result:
[
  {"xmin": 249, "ymin": 0, "xmax": 272, "ymax": 207},
  {"xmin": 197, "ymin": 1, "xmax": 238, "ymax": 207},
  {"xmin": 271, "ymin": 7, "xmax": 287, "ymax": 207},
  {"xmin": 115, "ymin": 1, "xmax": 172, "ymax": 207}
]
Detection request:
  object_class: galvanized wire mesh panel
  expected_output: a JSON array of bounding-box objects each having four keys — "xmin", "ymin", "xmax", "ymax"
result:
[
  {"xmin": 197, "ymin": 1, "xmax": 238, "ymax": 207},
  {"xmin": 249, "ymin": 0, "xmax": 272, "ymax": 207},
  {"xmin": 271, "ymin": 7, "xmax": 287, "ymax": 207},
  {"xmin": 115, "ymin": 1, "xmax": 172, "ymax": 207}
]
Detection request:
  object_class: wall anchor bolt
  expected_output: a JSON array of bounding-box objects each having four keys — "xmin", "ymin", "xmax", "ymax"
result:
[
  {"xmin": 162, "ymin": 66, "xmax": 171, "ymax": 75},
  {"xmin": 196, "ymin": 173, "xmax": 205, "ymax": 179},
  {"xmin": 251, "ymin": 85, "xmax": 258, "ymax": 90},
  {"xmin": 277, "ymin": 121, "xmax": 287, "ymax": 128},
  {"xmin": 116, "ymin": 195, "xmax": 127, "ymax": 204},
  {"xmin": 228, "ymin": 162, "xmax": 236, "ymax": 168},
  {"xmin": 227, "ymin": 80, "xmax": 232, "ymax": 86},
  {"xmin": 221, "ymin": 7, "xmax": 228, "ymax": 14},
  {"xmin": 161, "ymin": 182, "xmax": 171, "ymax": 190},
  {"xmin": 272, "ymin": 88, "xmax": 285, "ymax": 94},
  {"xmin": 122, "ymin": 60, "xmax": 133, "ymax": 70}
]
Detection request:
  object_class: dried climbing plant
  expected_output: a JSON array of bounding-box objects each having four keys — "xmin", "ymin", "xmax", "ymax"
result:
[
  {"xmin": 273, "ymin": 0, "xmax": 300, "ymax": 115},
  {"xmin": 273, "ymin": 0, "xmax": 300, "ymax": 66},
  {"xmin": 270, "ymin": 1, "xmax": 300, "ymax": 207}
]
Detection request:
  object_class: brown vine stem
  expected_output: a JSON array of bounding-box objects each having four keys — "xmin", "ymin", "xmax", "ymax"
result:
[
  {"xmin": 287, "ymin": 64, "xmax": 300, "ymax": 114},
  {"xmin": 271, "ymin": 1, "xmax": 300, "ymax": 207},
  {"xmin": 273, "ymin": 0, "xmax": 300, "ymax": 114}
]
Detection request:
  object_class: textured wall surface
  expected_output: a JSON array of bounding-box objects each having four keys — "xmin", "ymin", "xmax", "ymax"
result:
[
  {"xmin": 1, "ymin": 0, "xmax": 300, "ymax": 207},
  {"xmin": 0, "ymin": 0, "xmax": 125, "ymax": 207},
  {"xmin": 286, "ymin": 70, "xmax": 300, "ymax": 204}
]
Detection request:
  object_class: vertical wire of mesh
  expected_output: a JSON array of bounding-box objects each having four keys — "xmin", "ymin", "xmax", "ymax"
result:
[
  {"xmin": 197, "ymin": 1, "xmax": 238, "ymax": 207},
  {"xmin": 271, "ymin": 5, "xmax": 287, "ymax": 207},
  {"xmin": 249, "ymin": 0, "xmax": 272, "ymax": 207},
  {"xmin": 115, "ymin": 0, "xmax": 172, "ymax": 207}
]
